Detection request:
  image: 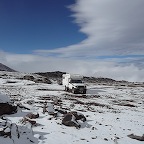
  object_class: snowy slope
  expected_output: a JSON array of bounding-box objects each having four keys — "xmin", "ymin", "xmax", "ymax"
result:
[{"xmin": 0, "ymin": 71, "xmax": 144, "ymax": 144}]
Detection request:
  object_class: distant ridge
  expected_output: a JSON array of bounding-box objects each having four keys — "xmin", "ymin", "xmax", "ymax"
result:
[
  {"xmin": 36, "ymin": 71, "xmax": 66, "ymax": 79},
  {"xmin": 35, "ymin": 71, "xmax": 119, "ymax": 84},
  {"xmin": 0, "ymin": 63, "xmax": 16, "ymax": 72}
]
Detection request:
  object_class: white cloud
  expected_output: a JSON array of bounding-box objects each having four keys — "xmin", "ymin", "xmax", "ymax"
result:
[
  {"xmin": 1, "ymin": 0, "xmax": 144, "ymax": 82},
  {"xmin": 35, "ymin": 0, "xmax": 144, "ymax": 57},
  {"xmin": 1, "ymin": 51, "xmax": 144, "ymax": 82}
]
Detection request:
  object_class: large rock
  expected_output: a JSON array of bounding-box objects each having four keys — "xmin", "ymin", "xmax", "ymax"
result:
[
  {"xmin": 21, "ymin": 112, "xmax": 39, "ymax": 125},
  {"xmin": 62, "ymin": 111, "xmax": 86, "ymax": 128},
  {"xmin": 0, "ymin": 103, "xmax": 17, "ymax": 116},
  {"xmin": 0, "ymin": 94, "xmax": 17, "ymax": 116}
]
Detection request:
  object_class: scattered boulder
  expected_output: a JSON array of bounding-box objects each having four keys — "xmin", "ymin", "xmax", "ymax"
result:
[
  {"xmin": 21, "ymin": 112, "xmax": 39, "ymax": 125},
  {"xmin": 0, "ymin": 118, "xmax": 16, "ymax": 138},
  {"xmin": 34, "ymin": 77, "xmax": 52, "ymax": 84},
  {"xmin": 25, "ymin": 112, "xmax": 39, "ymax": 119},
  {"xmin": 128, "ymin": 134, "xmax": 144, "ymax": 141},
  {"xmin": 43, "ymin": 102, "xmax": 56, "ymax": 115},
  {"xmin": 0, "ymin": 103, "xmax": 17, "ymax": 116},
  {"xmin": 55, "ymin": 109, "xmax": 67, "ymax": 115},
  {"xmin": 23, "ymin": 75, "xmax": 35, "ymax": 81},
  {"xmin": 62, "ymin": 111, "xmax": 86, "ymax": 128},
  {"xmin": 47, "ymin": 103, "xmax": 55, "ymax": 115},
  {"xmin": 21, "ymin": 117, "xmax": 36, "ymax": 125},
  {"xmin": 23, "ymin": 74, "xmax": 52, "ymax": 84},
  {"xmin": 42, "ymin": 77, "xmax": 52, "ymax": 84},
  {"xmin": 71, "ymin": 111, "xmax": 86, "ymax": 122},
  {"xmin": 0, "ymin": 126, "xmax": 11, "ymax": 137},
  {"xmin": 0, "ymin": 117, "xmax": 37, "ymax": 143}
]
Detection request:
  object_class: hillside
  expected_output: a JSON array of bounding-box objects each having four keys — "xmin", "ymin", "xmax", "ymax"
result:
[
  {"xmin": 0, "ymin": 63, "xmax": 16, "ymax": 72},
  {"xmin": 0, "ymin": 63, "xmax": 142, "ymax": 88},
  {"xmin": 36, "ymin": 71, "xmax": 131, "ymax": 86},
  {"xmin": 0, "ymin": 63, "xmax": 132, "ymax": 85}
]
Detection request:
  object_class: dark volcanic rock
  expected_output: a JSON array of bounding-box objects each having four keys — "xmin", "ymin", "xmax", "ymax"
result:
[
  {"xmin": 62, "ymin": 111, "xmax": 86, "ymax": 128},
  {"xmin": 128, "ymin": 134, "xmax": 144, "ymax": 141},
  {"xmin": 25, "ymin": 112, "xmax": 39, "ymax": 119},
  {"xmin": 0, "ymin": 103, "xmax": 17, "ymax": 116}
]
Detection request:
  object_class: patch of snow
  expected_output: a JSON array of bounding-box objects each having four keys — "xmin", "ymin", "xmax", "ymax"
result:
[
  {"xmin": 0, "ymin": 71, "xmax": 144, "ymax": 144},
  {"xmin": 4, "ymin": 127, "xmax": 10, "ymax": 133},
  {"xmin": 0, "ymin": 93, "xmax": 10, "ymax": 103}
]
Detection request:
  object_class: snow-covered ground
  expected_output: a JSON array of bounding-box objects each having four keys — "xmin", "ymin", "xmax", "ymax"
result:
[{"xmin": 0, "ymin": 72, "xmax": 144, "ymax": 144}]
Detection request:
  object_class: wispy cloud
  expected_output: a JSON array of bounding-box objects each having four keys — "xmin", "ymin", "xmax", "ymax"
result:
[
  {"xmin": 35, "ymin": 0, "xmax": 144, "ymax": 57},
  {"xmin": 1, "ymin": 0, "xmax": 144, "ymax": 82}
]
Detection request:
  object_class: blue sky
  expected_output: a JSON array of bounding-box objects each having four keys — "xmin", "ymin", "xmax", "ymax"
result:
[
  {"xmin": 0, "ymin": 0, "xmax": 86, "ymax": 53},
  {"xmin": 0, "ymin": 0, "xmax": 144, "ymax": 82}
]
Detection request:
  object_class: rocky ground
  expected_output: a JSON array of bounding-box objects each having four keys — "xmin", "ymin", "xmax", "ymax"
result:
[{"xmin": 0, "ymin": 71, "xmax": 144, "ymax": 144}]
